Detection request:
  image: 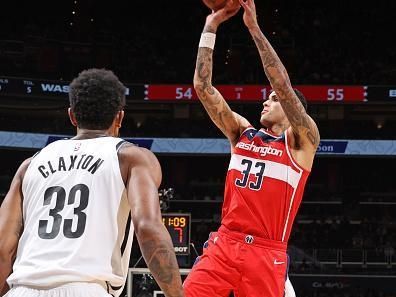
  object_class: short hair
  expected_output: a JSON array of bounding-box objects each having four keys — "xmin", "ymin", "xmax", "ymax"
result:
[
  {"xmin": 69, "ymin": 68, "xmax": 126, "ymax": 130},
  {"xmin": 293, "ymin": 88, "xmax": 308, "ymax": 111}
]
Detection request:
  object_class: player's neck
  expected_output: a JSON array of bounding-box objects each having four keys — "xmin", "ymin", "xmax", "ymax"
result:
[
  {"xmin": 72, "ymin": 128, "xmax": 113, "ymax": 140},
  {"xmin": 265, "ymin": 122, "xmax": 288, "ymax": 136}
]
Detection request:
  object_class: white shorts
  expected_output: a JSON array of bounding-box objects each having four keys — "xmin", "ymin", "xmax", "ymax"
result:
[
  {"xmin": 5, "ymin": 283, "xmax": 111, "ymax": 297},
  {"xmin": 285, "ymin": 276, "xmax": 296, "ymax": 297}
]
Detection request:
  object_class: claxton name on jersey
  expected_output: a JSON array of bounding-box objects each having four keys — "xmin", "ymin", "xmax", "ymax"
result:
[
  {"xmin": 38, "ymin": 154, "xmax": 104, "ymax": 178},
  {"xmin": 235, "ymin": 142, "xmax": 283, "ymax": 157}
]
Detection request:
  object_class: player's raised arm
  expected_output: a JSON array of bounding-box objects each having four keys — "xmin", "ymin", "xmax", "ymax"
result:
[
  {"xmin": 239, "ymin": 0, "xmax": 320, "ymax": 151},
  {"xmin": 120, "ymin": 145, "xmax": 184, "ymax": 297},
  {"xmin": 194, "ymin": 1, "xmax": 250, "ymax": 146},
  {"xmin": 0, "ymin": 159, "xmax": 30, "ymax": 296}
]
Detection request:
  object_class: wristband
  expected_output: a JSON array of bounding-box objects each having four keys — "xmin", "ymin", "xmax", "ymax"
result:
[{"xmin": 199, "ymin": 32, "xmax": 216, "ymax": 49}]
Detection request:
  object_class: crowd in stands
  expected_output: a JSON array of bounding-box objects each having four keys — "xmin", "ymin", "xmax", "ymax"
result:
[
  {"xmin": 1, "ymin": 1, "xmax": 396, "ymax": 141},
  {"xmin": 2, "ymin": 103, "xmax": 396, "ymax": 140},
  {"xmin": 0, "ymin": 0, "xmax": 395, "ymax": 85}
]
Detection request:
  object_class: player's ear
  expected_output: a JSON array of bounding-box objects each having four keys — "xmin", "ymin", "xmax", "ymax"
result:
[
  {"xmin": 68, "ymin": 108, "xmax": 78, "ymax": 127},
  {"xmin": 116, "ymin": 110, "xmax": 124, "ymax": 128}
]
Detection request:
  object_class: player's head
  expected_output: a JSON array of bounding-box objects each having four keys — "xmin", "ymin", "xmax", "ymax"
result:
[
  {"xmin": 260, "ymin": 89, "xmax": 307, "ymax": 129},
  {"xmin": 68, "ymin": 68, "xmax": 126, "ymax": 136}
]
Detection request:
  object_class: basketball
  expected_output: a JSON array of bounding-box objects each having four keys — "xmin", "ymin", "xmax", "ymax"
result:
[{"xmin": 202, "ymin": 0, "xmax": 240, "ymax": 12}]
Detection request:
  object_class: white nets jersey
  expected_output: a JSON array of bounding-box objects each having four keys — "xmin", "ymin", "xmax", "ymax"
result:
[{"xmin": 7, "ymin": 137, "xmax": 133, "ymax": 297}]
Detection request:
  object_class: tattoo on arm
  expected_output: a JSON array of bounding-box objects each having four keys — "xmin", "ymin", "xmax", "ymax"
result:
[
  {"xmin": 250, "ymin": 29, "xmax": 320, "ymax": 147},
  {"xmin": 140, "ymin": 239, "xmax": 182, "ymax": 296},
  {"xmin": 251, "ymin": 31, "xmax": 289, "ymax": 88},
  {"xmin": 194, "ymin": 26, "xmax": 240, "ymax": 139},
  {"xmin": 194, "ymin": 24, "xmax": 217, "ymax": 98},
  {"xmin": 278, "ymin": 90, "xmax": 320, "ymax": 147},
  {"xmin": 195, "ymin": 47, "xmax": 215, "ymax": 96},
  {"xmin": 144, "ymin": 240, "xmax": 176, "ymax": 283}
]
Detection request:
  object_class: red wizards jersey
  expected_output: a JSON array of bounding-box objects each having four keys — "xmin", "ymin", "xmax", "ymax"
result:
[{"xmin": 222, "ymin": 127, "xmax": 311, "ymax": 243}]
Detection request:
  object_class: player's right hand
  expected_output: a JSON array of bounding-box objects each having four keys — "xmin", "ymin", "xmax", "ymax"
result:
[{"xmin": 205, "ymin": 0, "xmax": 241, "ymax": 29}]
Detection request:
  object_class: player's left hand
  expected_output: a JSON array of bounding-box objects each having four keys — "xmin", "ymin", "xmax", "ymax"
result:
[{"xmin": 239, "ymin": 0, "xmax": 259, "ymax": 30}]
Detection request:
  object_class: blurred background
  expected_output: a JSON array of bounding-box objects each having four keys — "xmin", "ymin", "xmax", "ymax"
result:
[{"xmin": 1, "ymin": 0, "xmax": 396, "ymax": 296}]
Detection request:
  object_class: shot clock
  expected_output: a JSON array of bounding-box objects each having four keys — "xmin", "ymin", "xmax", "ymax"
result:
[{"xmin": 162, "ymin": 213, "xmax": 191, "ymax": 255}]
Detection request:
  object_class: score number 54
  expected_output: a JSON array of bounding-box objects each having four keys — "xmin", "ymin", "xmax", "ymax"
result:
[{"xmin": 176, "ymin": 87, "xmax": 193, "ymax": 99}]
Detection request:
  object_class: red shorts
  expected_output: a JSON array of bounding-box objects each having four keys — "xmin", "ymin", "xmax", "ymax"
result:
[{"xmin": 184, "ymin": 226, "xmax": 288, "ymax": 297}]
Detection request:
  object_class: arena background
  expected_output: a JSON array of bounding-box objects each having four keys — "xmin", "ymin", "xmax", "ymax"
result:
[{"xmin": 1, "ymin": 0, "xmax": 396, "ymax": 296}]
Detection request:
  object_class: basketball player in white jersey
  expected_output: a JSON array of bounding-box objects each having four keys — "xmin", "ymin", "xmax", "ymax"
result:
[{"xmin": 0, "ymin": 69, "xmax": 184, "ymax": 297}]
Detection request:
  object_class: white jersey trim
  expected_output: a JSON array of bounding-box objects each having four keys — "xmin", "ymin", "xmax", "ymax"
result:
[
  {"xmin": 281, "ymin": 132, "xmax": 303, "ymax": 242},
  {"xmin": 228, "ymin": 154, "xmax": 301, "ymax": 189},
  {"xmin": 281, "ymin": 185, "xmax": 298, "ymax": 242},
  {"xmin": 284, "ymin": 131, "xmax": 305, "ymax": 173}
]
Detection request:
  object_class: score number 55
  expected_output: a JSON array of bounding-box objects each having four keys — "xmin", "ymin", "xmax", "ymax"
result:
[{"xmin": 327, "ymin": 88, "xmax": 344, "ymax": 101}]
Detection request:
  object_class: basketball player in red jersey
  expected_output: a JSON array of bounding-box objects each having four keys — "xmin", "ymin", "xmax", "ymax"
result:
[{"xmin": 183, "ymin": 0, "xmax": 320, "ymax": 296}]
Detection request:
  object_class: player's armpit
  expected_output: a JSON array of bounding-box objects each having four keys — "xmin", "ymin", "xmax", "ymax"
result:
[{"xmin": 1, "ymin": 282, "xmax": 10, "ymax": 296}]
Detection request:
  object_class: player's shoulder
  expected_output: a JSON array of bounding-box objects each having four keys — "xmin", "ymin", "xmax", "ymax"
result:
[
  {"xmin": 117, "ymin": 141, "xmax": 161, "ymax": 185},
  {"xmin": 117, "ymin": 141, "xmax": 159, "ymax": 166},
  {"xmin": 237, "ymin": 125, "xmax": 258, "ymax": 141},
  {"xmin": 15, "ymin": 156, "xmax": 34, "ymax": 183},
  {"xmin": 20, "ymin": 157, "xmax": 33, "ymax": 171}
]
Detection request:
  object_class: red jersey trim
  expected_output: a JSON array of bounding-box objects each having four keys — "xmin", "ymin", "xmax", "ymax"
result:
[{"xmin": 281, "ymin": 131, "xmax": 309, "ymax": 242}]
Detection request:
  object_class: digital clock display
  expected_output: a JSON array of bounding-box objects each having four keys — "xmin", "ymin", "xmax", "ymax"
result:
[{"xmin": 162, "ymin": 213, "xmax": 191, "ymax": 255}]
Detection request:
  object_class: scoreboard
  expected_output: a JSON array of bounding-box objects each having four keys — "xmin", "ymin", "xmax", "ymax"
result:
[
  {"xmin": 145, "ymin": 84, "xmax": 367, "ymax": 102},
  {"xmin": 162, "ymin": 213, "xmax": 191, "ymax": 255},
  {"xmin": 1, "ymin": 76, "xmax": 395, "ymax": 102}
]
